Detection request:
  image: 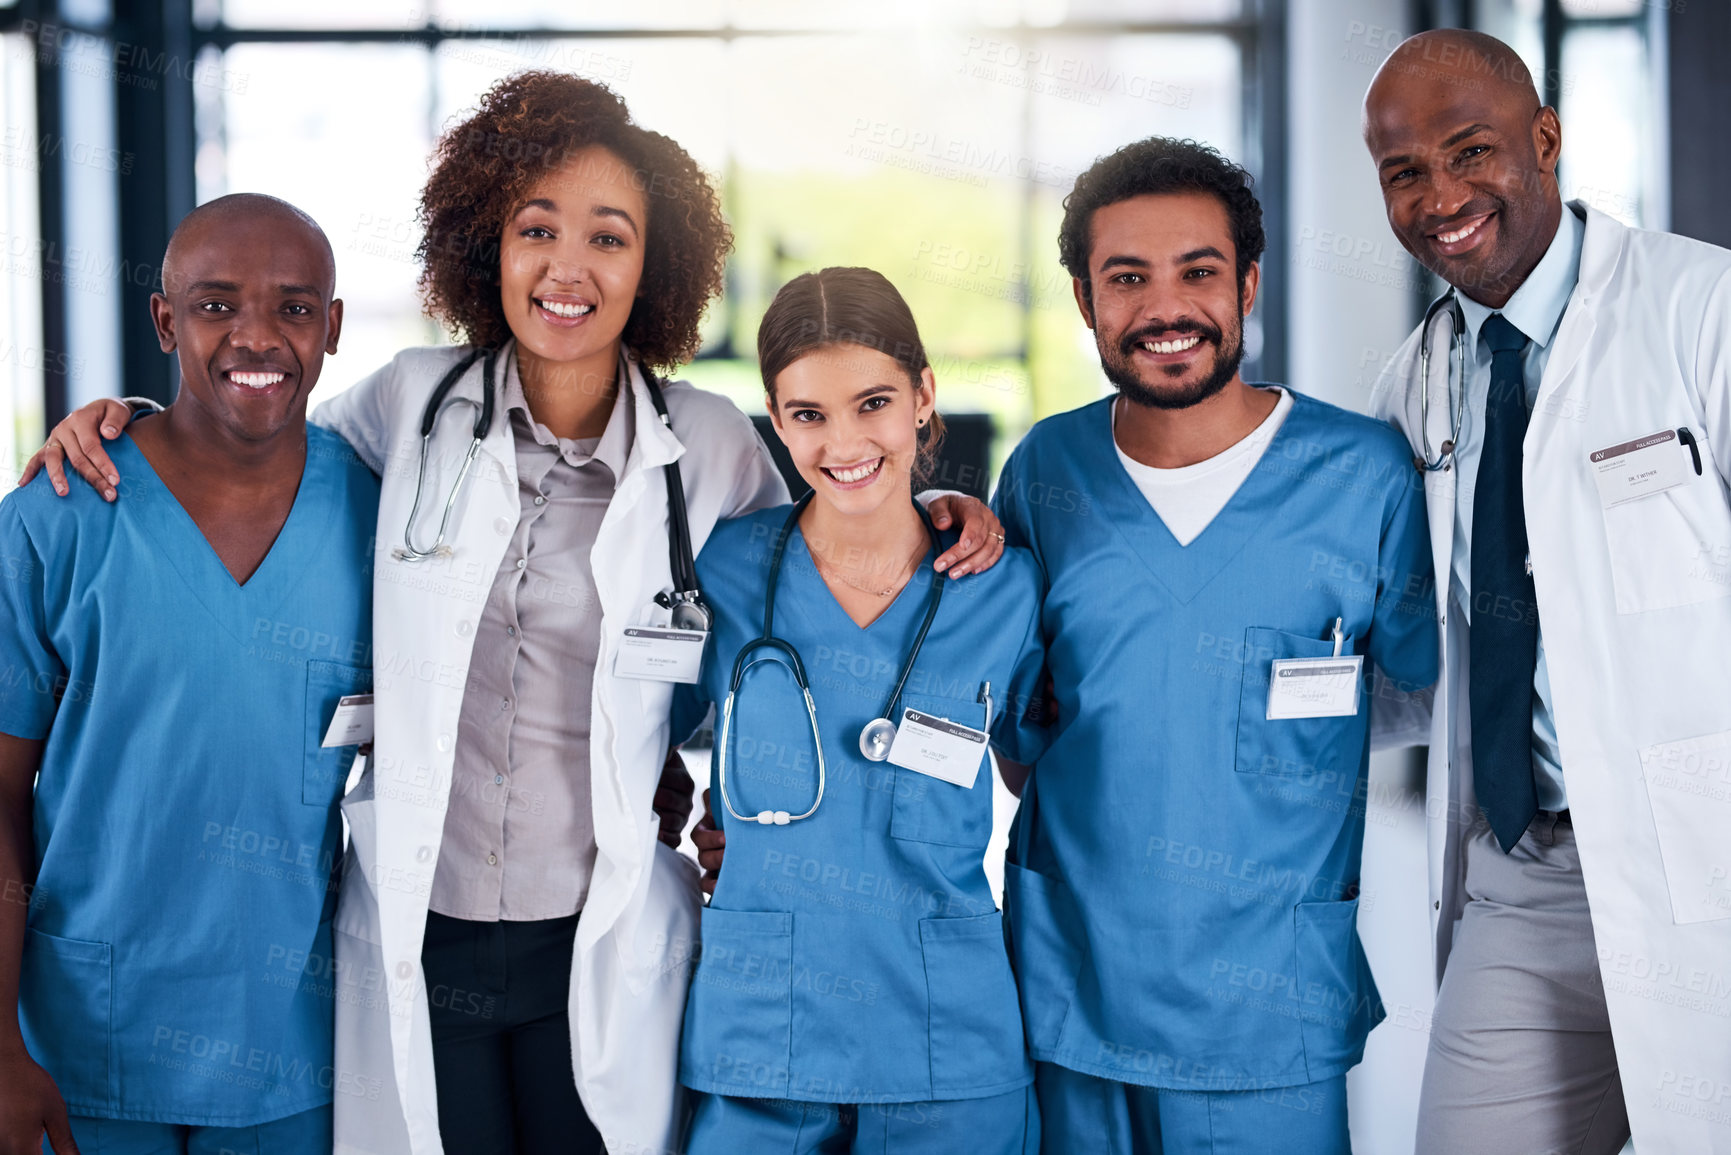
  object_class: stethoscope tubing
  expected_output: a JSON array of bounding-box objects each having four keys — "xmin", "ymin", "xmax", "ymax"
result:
[
  {"xmin": 1416, "ymin": 290, "xmax": 1468, "ymax": 473},
  {"xmin": 392, "ymin": 347, "xmax": 709, "ymax": 631},
  {"xmin": 716, "ymin": 493, "xmax": 944, "ymax": 826}
]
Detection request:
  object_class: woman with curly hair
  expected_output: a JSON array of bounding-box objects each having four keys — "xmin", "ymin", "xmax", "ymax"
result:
[{"xmin": 28, "ymin": 70, "xmax": 1005, "ymax": 1155}]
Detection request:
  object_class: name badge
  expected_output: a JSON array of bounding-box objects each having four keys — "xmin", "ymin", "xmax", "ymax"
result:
[
  {"xmin": 1589, "ymin": 429, "xmax": 1691, "ymax": 508},
  {"xmin": 887, "ymin": 708, "xmax": 989, "ymax": 788},
  {"xmin": 1266, "ymin": 657, "xmax": 1363, "ymax": 720},
  {"xmin": 615, "ymin": 626, "xmax": 707, "ymax": 684},
  {"xmin": 321, "ymin": 693, "xmax": 375, "ymax": 748}
]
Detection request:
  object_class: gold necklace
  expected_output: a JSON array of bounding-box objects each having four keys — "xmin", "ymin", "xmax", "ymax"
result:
[{"xmin": 813, "ymin": 542, "xmax": 925, "ymax": 598}]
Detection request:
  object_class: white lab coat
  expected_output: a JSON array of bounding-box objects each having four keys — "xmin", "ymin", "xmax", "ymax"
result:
[
  {"xmin": 1371, "ymin": 203, "xmax": 1731, "ymax": 1151},
  {"xmin": 313, "ymin": 343, "xmax": 786, "ymax": 1155}
]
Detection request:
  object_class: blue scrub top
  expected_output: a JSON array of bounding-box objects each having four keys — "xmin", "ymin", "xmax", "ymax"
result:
[
  {"xmin": 673, "ymin": 506, "xmax": 1050, "ymax": 1105},
  {"xmin": 0, "ymin": 426, "xmax": 378, "ymax": 1126},
  {"xmin": 993, "ymin": 391, "xmax": 1437, "ymax": 1092}
]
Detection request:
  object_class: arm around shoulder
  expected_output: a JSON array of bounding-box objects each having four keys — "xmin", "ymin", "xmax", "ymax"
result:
[{"xmin": 309, "ymin": 351, "xmax": 432, "ymax": 475}]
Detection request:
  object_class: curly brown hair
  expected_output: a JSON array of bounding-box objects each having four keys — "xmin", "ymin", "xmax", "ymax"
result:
[{"xmin": 416, "ymin": 70, "xmax": 731, "ymax": 368}]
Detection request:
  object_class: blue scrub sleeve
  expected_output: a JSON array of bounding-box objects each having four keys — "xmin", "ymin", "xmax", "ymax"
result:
[
  {"xmin": 1368, "ymin": 470, "xmax": 1439, "ymax": 693},
  {"xmin": 989, "ymin": 452, "xmax": 1033, "ymax": 551},
  {"xmin": 0, "ymin": 500, "xmax": 63, "ymax": 740},
  {"xmin": 669, "ymin": 679, "xmax": 713, "ymax": 749},
  {"xmin": 991, "ymin": 595, "xmax": 1053, "ymax": 767}
]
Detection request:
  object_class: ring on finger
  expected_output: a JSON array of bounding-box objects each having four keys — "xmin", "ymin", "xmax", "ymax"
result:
[
  {"xmin": 46, "ymin": 440, "xmax": 59, "ymax": 451},
  {"xmin": 989, "ymin": 531, "xmax": 1006, "ymax": 543}
]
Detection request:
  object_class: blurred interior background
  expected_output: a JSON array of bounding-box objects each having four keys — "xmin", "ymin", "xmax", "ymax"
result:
[{"xmin": 1, "ymin": 1, "xmax": 1721, "ymax": 1151}]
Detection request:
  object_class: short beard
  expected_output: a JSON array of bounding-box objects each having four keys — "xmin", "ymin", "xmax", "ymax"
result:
[{"xmin": 1099, "ymin": 309, "xmax": 1245, "ymax": 411}]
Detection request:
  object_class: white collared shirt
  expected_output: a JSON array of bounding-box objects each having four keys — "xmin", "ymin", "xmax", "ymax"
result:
[{"xmin": 1451, "ymin": 204, "xmax": 1586, "ymax": 812}]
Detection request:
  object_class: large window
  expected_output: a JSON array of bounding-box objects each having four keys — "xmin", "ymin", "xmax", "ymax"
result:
[
  {"xmin": 1, "ymin": 32, "xmax": 44, "ymax": 470},
  {"xmin": 184, "ymin": 1, "xmax": 1259, "ymax": 457},
  {"xmin": 1480, "ymin": 0, "xmax": 1667, "ymax": 229}
]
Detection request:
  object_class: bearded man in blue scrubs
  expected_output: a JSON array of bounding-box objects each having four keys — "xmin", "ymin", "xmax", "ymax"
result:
[
  {"xmin": 0, "ymin": 194, "xmax": 377, "ymax": 1154},
  {"xmin": 993, "ymin": 138, "xmax": 1439, "ymax": 1153}
]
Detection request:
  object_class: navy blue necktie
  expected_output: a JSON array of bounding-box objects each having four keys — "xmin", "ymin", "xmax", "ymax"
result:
[{"xmin": 1469, "ymin": 313, "xmax": 1539, "ymax": 852}]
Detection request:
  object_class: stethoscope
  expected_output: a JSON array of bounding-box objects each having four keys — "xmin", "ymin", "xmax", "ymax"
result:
[
  {"xmin": 715, "ymin": 493, "xmax": 946, "ymax": 826},
  {"xmin": 392, "ymin": 346, "xmax": 711, "ymax": 632},
  {"xmin": 1415, "ymin": 289, "xmax": 1468, "ymax": 472}
]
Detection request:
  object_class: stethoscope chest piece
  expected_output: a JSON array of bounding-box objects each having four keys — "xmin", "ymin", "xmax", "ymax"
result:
[{"xmin": 859, "ymin": 717, "xmax": 898, "ymax": 762}]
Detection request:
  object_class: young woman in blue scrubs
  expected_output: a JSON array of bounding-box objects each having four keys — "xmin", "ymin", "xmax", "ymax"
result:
[{"xmin": 672, "ymin": 268, "xmax": 1049, "ymax": 1155}]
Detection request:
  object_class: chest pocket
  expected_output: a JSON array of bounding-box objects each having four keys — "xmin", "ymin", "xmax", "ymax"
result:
[
  {"xmin": 1597, "ymin": 436, "xmax": 1731, "ymax": 614},
  {"xmin": 1234, "ymin": 627, "xmax": 1369, "ymax": 782},
  {"xmin": 303, "ymin": 660, "xmax": 372, "ymax": 806},
  {"xmin": 889, "ymin": 692, "xmax": 992, "ymax": 850}
]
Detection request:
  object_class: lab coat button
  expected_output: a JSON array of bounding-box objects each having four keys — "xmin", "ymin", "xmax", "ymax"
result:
[
  {"xmin": 437, "ymin": 733, "xmax": 452, "ymax": 753},
  {"xmin": 415, "ymin": 845, "xmax": 431, "ymax": 863},
  {"xmin": 457, "ymin": 620, "xmax": 473, "ymax": 637},
  {"xmin": 396, "ymin": 962, "xmax": 412, "ymax": 979},
  {"xmin": 494, "ymin": 517, "xmax": 510, "ymax": 535}
]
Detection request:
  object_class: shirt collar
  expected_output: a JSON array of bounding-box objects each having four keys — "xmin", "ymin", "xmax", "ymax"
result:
[
  {"xmin": 1458, "ymin": 202, "xmax": 1585, "ymax": 351},
  {"xmin": 503, "ymin": 346, "xmax": 636, "ymax": 476}
]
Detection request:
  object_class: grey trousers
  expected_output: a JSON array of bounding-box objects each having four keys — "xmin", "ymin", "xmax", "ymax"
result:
[{"xmin": 1415, "ymin": 811, "xmax": 1633, "ymax": 1155}]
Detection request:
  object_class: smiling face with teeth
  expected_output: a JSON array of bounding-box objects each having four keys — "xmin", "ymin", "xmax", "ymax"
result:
[
  {"xmin": 498, "ymin": 145, "xmax": 648, "ymax": 407},
  {"xmin": 1364, "ymin": 30, "xmax": 1564, "ymax": 309},
  {"xmin": 149, "ymin": 195, "xmax": 342, "ymax": 446},
  {"xmin": 1078, "ymin": 191, "xmax": 1258, "ymax": 412},
  {"xmin": 768, "ymin": 344, "xmax": 936, "ymax": 521}
]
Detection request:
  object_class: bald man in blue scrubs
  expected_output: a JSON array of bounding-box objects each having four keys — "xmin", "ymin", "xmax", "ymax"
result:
[{"xmin": 0, "ymin": 195, "xmax": 377, "ymax": 1155}]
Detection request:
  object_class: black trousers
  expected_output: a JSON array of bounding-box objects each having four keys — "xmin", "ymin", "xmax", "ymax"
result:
[{"xmin": 422, "ymin": 910, "xmax": 606, "ymax": 1155}]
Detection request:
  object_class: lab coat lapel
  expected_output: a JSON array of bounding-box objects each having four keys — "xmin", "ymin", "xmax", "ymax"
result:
[
  {"xmin": 583, "ymin": 356, "xmax": 684, "ymax": 943},
  {"xmin": 1417, "ymin": 311, "xmax": 1459, "ymax": 629},
  {"xmin": 1528, "ymin": 203, "xmax": 1614, "ymax": 429}
]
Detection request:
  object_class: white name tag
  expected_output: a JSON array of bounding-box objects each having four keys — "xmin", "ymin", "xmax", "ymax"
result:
[
  {"xmin": 615, "ymin": 626, "xmax": 707, "ymax": 684},
  {"xmin": 1590, "ymin": 429, "xmax": 1691, "ymax": 508},
  {"xmin": 887, "ymin": 708, "xmax": 989, "ymax": 788},
  {"xmin": 1265, "ymin": 657, "xmax": 1363, "ymax": 720},
  {"xmin": 321, "ymin": 693, "xmax": 375, "ymax": 748}
]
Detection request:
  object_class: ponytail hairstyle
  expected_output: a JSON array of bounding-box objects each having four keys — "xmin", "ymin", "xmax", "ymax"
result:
[{"xmin": 756, "ymin": 267, "xmax": 946, "ymax": 485}]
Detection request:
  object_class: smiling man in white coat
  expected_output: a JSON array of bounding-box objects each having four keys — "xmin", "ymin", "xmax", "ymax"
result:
[{"xmin": 1363, "ymin": 28, "xmax": 1731, "ymax": 1155}]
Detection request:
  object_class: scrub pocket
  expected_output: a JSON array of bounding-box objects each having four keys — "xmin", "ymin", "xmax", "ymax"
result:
[
  {"xmin": 1597, "ymin": 440, "xmax": 1731, "ymax": 613},
  {"xmin": 1002, "ymin": 863, "xmax": 1087, "ymax": 1053},
  {"xmin": 1234, "ymin": 627, "xmax": 1368, "ymax": 781},
  {"xmin": 19, "ymin": 929, "xmax": 113, "ymax": 1113},
  {"xmin": 890, "ymin": 692, "xmax": 993, "ymax": 849},
  {"xmin": 1292, "ymin": 898, "xmax": 1383, "ymax": 1079},
  {"xmin": 920, "ymin": 912, "xmax": 1032, "ymax": 1096},
  {"xmin": 681, "ymin": 907, "xmax": 793, "ymax": 1097},
  {"xmin": 303, "ymin": 660, "xmax": 372, "ymax": 805}
]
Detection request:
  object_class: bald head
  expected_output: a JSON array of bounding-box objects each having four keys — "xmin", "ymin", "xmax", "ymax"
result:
[
  {"xmin": 1365, "ymin": 29, "xmax": 1540, "ymax": 135},
  {"xmin": 1361, "ymin": 29, "xmax": 1563, "ymax": 308},
  {"xmin": 147, "ymin": 192, "xmax": 343, "ymax": 446},
  {"xmin": 162, "ymin": 193, "xmax": 334, "ymax": 300}
]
